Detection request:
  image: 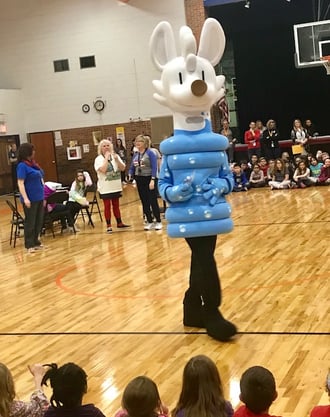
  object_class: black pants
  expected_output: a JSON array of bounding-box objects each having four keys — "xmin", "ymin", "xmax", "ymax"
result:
[
  {"xmin": 135, "ymin": 176, "xmax": 161, "ymax": 223},
  {"xmin": 51, "ymin": 204, "xmax": 74, "ymax": 228},
  {"xmin": 23, "ymin": 200, "xmax": 44, "ymax": 249},
  {"xmin": 185, "ymin": 235, "xmax": 221, "ymax": 309},
  {"xmin": 66, "ymin": 201, "xmax": 82, "ymax": 220}
]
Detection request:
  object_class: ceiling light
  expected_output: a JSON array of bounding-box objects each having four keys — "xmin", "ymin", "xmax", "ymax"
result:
[{"xmin": 244, "ymin": 1, "xmax": 250, "ymax": 8}]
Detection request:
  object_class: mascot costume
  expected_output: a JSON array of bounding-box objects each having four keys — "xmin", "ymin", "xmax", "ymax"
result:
[{"xmin": 150, "ymin": 18, "xmax": 237, "ymax": 342}]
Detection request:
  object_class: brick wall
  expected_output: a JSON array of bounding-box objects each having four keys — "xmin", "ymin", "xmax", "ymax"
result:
[
  {"xmin": 55, "ymin": 0, "xmax": 207, "ymax": 186},
  {"xmin": 184, "ymin": 0, "xmax": 207, "ymax": 44},
  {"xmin": 56, "ymin": 120, "xmax": 151, "ymax": 186},
  {"xmin": 185, "ymin": 0, "xmax": 220, "ymax": 131}
]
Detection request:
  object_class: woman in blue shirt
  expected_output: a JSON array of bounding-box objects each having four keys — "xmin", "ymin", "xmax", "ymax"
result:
[{"xmin": 17, "ymin": 143, "xmax": 44, "ymax": 253}]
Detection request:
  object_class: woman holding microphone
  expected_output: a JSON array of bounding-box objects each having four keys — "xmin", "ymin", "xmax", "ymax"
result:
[{"xmin": 94, "ymin": 139, "xmax": 130, "ymax": 233}]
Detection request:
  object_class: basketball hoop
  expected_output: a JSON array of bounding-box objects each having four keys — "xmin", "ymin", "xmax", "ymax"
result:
[{"xmin": 321, "ymin": 55, "xmax": 330, "ymax": 75}]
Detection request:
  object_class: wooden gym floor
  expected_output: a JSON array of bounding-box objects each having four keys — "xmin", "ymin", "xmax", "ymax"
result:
[{"xmin": 0, "ymin": 185, "xmax": 329, "ymax": 417}]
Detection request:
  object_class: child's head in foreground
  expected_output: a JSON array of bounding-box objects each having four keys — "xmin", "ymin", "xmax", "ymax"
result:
[
  {"xmin": 122, "ymin": 376, "xmax": 161, "ymax": 417},
  {"xmin": 240, "ymin": 366, "xmax": 277, "ymax": 414}
]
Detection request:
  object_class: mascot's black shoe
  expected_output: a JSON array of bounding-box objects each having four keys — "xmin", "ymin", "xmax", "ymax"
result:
[
  {"xmin": 203, "ymin": 309, "xmax": 237, "ymax": 342},
  {"xmin": 183, "ymin": 291, "xmax": 205, "ymax": 328}
]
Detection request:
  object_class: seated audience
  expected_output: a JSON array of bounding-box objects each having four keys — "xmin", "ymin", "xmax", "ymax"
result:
[
  {"xmin": 0, "ymin": 362, "xmax": 49, "ymax": 417},
  {"xmin": 281, "ymin": 152, "xmax": 295, "ymax": 180},
  {"xmin": 268, "ymin": 159, "xmax": 291, "ymax": 190},
  {"xmin": 44, "ymin": 182, "xmax": 75, "ymax": 233},
  {"xmin": 233, "ymin": 164, "xmax": 249, "ymax": 192},
  {"xmin": 172, "ymin": 355, "xmax": 234, "ymax": 417},
  {"xmin": 249, "ymin": 154, "xmax": 259, "ymax": 168},
  {"xmin": 316, "ymin": 150, "xmax": 323, "ymax": 163},
  {"xmin": 249, "ymin": 164, "xmax": 266, "ymax": 188},
  {"xmin": 240, "ymin": 160, "xmax": 252, "ymax": 181},
  {"xmin": 234, "ymin": 366, "xmax": 280, "ymax": 417},
  {"xmin": 115, "ymin": 376, "xmax": 168, "ymax": 417},
  {"xmin": 321, "ymin": 152, "xmax": 329, "ymax": 163},
  {"xmin": 66, "ymin": 170, "xmax": 93, "ymax": 224},
  {"xmin": 309, "ymin": 157, "xmax": 323, "ymax": 183},
  {"xmin": 266, "ymin": 160, "xmax": 275, "ymax": 183},
  {"xmin": 318, "ymin": 158, "xmax": 330, "ymax": 185},
  {"xmin": 310, "ymin": 370, "xmax": 330, "ymax": 417},
  {"xmin": 42, "ymin": 362, "xmax": 105, "ymax": 417},
  {"xmin": 258, "ymin": 157, "xmax": 268, "ymax": 178},
  {"xmin": 293, "ymin": 160, "xmax": 312, "ymax": 188}
]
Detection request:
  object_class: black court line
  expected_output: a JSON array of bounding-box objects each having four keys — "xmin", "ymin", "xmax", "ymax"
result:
[{"xmin": 0, "ymin": 331, "xmax": 328, "ymax": 336}]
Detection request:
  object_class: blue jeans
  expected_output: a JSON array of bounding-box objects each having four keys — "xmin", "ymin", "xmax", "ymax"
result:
[{"xmin": 23, "ymin": 200, "xmax": 44, "ymax": 249}]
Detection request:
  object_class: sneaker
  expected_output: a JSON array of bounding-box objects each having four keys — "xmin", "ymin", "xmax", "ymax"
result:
[
  {"xmin": 122, "ymin": 181, "xmax": 128, "ymax": 185},
  {"xmin": 27, "ymin": 247, "xmax": 36, "ymax": 253},
  {"xmin": 144, "ymin": 222, "xmax": 154, "ymax": 231},
  {"xmin": 106, "ymin": 227, "xmax": 113, "ymax": 233},
  {"xmin": 34, "ymin": 245, "xmax": 44, "ymax": 250},
  {"xmin": 155, "ymin": 222, "xmax": 163, "ymax": 230}
]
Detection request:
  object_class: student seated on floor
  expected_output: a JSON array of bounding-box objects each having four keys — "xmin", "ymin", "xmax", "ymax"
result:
[
  {"xmin": 309, "ymin": 157, "xmax": 323, "ymax": 183},
  {"xmin": 268, "ymin": 159, "xmax": 291, "ymax": 190},
  {"xmin": 318, "ymin": 158, "xmax": 330, "ymax": 185},
  {"xmin": 233, "ymin": 164, "xmax": 249, "ymax": 192},
  {"xmin": 234, "ymin": 366, "xmax": 281, "ymax": 417},
  {"xmin": 249, "ymin": 165, "xmax": 266, "ymax": 188},
  {"xmin": 42, "ymin": 362, "xmax": 106, "ymax": 417}
]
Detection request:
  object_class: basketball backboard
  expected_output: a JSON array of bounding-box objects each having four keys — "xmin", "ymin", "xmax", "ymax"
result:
[{"xmin": 293, "ymin": 19, "xmax": 330, "ymax": 68}]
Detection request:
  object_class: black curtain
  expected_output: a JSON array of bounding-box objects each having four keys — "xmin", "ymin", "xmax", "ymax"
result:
[{"xmin": 209, "ymin": 0, "xmax": 330, "ymax": 139}]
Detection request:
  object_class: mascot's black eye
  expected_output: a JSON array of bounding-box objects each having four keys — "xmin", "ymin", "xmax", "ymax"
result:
[
  {"xmin": 202, "ymin": 70, "xmax": 205, "ymax": 81},
  {"xmin": 179, "ymin": 72, "xmax": 183, "ymax": 84}
]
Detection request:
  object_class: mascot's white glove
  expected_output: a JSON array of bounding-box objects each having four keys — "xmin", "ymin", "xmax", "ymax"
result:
[
  {"xmin": 165, "ymin": 177, "xmax": 194, "ymax": 203},
  {"xmin": 202, "ymin": 177, "xmax": 228, "ymax": 206}
]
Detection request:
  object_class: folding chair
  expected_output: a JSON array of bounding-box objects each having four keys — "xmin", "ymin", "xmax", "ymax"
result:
[
  {"xmin": 6, "ymin": 200, "xmax": 25, "ymax": 248},
  {"xmin": 73, "ymin": 201, "xmax": 95, "ymax": 228},
  {"xmin": 86, "ymin": 184, "xmax": 103, "ymax": 222},
  {"xmin": 43, "ymin": 191, "xmax": 74, "ymax": 237}
]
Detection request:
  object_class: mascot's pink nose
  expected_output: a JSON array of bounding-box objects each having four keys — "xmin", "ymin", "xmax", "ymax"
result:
[{"xmin": 191, "ymin": 79, "xmax": 207, "ymax": 96}]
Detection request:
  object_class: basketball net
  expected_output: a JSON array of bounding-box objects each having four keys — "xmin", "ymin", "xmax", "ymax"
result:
[{"xmin": 321, "ymin": 55, "xmax": 330, "ymax": 75}]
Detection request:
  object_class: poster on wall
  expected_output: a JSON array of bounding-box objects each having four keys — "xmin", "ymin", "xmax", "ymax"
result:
[
  {"xmin": 116, "ymin": 126, "xmax": 126, "ymax": 146},
  {"xmin": 54, "ymin": 131, "xmax": 63, "ymax": 147},
  {"xmin": 92, "ymin": 131, "xmax": 102, "ymax": 146}
]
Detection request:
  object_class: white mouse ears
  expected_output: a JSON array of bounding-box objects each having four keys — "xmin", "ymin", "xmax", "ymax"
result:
[{"xmin": 150, "ymin": 17, "xmax": 226, "ymax": 71}]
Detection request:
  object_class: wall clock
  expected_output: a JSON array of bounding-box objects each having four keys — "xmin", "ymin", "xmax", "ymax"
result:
[
  {"xmin": 94, "ymin": 99, "xmax": 105, "ymax": 112},
  {"xmin": 82, "ymin": 104, "xmax": 90, "ymax": 113}
]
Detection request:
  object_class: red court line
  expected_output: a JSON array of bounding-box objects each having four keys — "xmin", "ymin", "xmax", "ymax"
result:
[{"xmin": 55, "ymin": 263, "xmax": 326, "ymax": 300}]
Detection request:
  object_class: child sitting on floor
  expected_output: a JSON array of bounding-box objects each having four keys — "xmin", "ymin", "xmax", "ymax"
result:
[
  {"xmin": 234, "ymin": 366, "xmax": 281, "ymax": 417},
  {"xmin": 42, "ymin": 362, "xmax": 105, "ymax": 417},
  {"xmin": 233, "ymin": 164, "xmax": 249, "ymax": 192},
  {"xmin": 249, "ymin": 165, "xmax": 266, "ymax": 188},
  {"xmin": 173, "ymin": 355, "xmax": 234, "ymax": 417},
  {"xmin": 115, "ymin": 376, "xmax": 168, "ymax": 417}
]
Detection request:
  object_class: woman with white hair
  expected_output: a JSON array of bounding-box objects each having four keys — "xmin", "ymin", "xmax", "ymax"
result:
[{"xmin": 94, "ymin": 139, "xmax": 130, "ymax": 233}]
